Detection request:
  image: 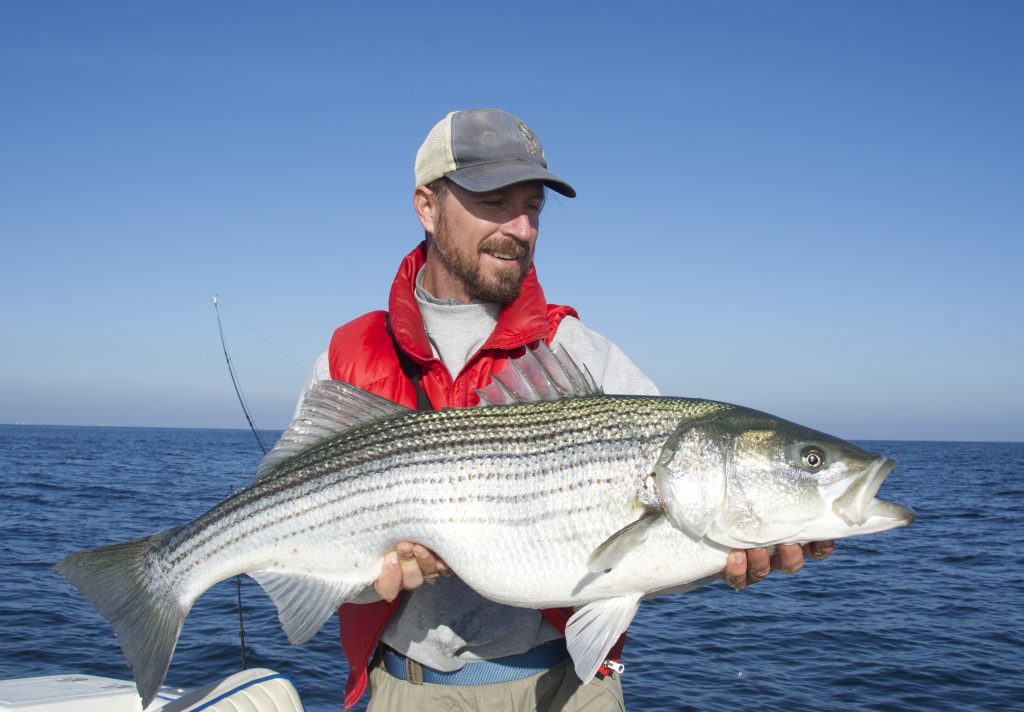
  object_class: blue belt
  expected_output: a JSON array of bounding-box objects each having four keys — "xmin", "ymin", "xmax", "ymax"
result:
[{"xmin": 381, "ymin": 638, "xmax": 570, "ymax": 685}]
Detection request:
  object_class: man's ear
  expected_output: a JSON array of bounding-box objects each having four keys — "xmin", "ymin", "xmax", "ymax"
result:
[{"xmin": 413, "ymin": 185, "xmax": 438, "ymax": 233}]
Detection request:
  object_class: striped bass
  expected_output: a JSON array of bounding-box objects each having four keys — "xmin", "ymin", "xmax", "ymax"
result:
[{"xmin": 55, "ymin": 344, "xmax": 914, "ymax": 706}]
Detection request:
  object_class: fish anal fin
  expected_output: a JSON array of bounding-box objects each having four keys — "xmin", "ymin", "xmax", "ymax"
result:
[
  {"xmin": 586, "ymin": 508, "xmax": 663, "ymax": 573},
  {"xmin": 250, "ymin": 570, "xmax": 367, "ymax": 644},
  {"xmin": 565, "ymin": 594, "xmax": 643, "ymax": 682}
]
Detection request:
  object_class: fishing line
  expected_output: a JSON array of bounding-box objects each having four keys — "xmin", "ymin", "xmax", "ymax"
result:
[
  {"xmin": 218, "ymin": 300, "xmax": 307, "ymax": 373},
  {"xmin": 213, "ymin": 295, "xmax": 269, "ymax": 456},
  {"xmin": 213, "ymin": 294, "xmax": 269, "ymax": 671}
]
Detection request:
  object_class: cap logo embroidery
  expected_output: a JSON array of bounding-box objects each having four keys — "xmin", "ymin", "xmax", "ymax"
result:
[{"xmin": 518, "ymin": 121, "xmax": 542, "ymax": 156}]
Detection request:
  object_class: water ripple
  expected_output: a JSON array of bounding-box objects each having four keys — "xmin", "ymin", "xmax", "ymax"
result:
[{"xmin": 1, "ymin": 429, "xmax": 1022, "ymax": 710}]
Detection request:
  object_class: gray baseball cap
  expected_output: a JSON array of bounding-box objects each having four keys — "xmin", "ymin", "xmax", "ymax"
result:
[{"xmin": 414, "ymin": 108, "xmax": 576, "ymax": 198}]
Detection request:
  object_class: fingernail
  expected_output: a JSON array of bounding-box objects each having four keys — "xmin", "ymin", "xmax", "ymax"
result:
[
  {"xmin": 386, "ymin": 551, "xmax": 398, "ymax": 566},
  {"xmin": 413, "ymin": 545, "xmax": 429, "ymax": 559},
  {"xmin": 729, "ymin": 552, "xmax": 744, "ymax": 563}
]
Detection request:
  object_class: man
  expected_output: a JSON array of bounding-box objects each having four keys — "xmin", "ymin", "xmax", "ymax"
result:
[{"xmin": 293, "ymin": 108, "xmax": 834, "ymax": 711}]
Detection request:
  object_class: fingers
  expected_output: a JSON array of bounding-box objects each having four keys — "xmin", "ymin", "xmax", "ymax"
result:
[
  {"xmin": 723, "ymin": 548, "xmax": 772, "ymax": 590},
  {"xmin": 374, "ymin": 551, "xmax": 403, "ymax": 602},
  {"xmin": 397, "ymin": 542, "xmax": 425, "ymax": 588},
  {"xmin": 412, "ymin": 544, "xmax": 451, "ymax": 584},
  {"xmin": 374, "ymin": 543, "xmax": 451, "ymax": 602},
  {"xmin": 723, "ymin": 550, "xmax": 747, "ymax": 589},
  {"xmin": 723, "ymin": 541, "xmax": 836, "ymax": 591},
  {"xmin": 772, "ymin": 543, "xmax": 805, "ymax": 574},
  {"xmin": 746, "ymin": 548, "xmax": 772, "ymax": 583},
  {"xmin": 803, "ymin": 540, "xmax": 835, "ymax": 561}
]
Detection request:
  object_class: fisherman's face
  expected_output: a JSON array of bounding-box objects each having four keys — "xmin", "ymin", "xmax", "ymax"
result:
[{"xmin": 421, "ymin": 181, "xmax": 544, "ymax": 304}]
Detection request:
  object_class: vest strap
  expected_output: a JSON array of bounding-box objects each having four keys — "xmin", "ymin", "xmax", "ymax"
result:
[{"xmin": 384, "ymin": 313, "xmax": 433, "ymax": 411}]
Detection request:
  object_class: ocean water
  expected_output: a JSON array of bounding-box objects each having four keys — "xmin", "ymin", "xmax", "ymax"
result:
[{"xmin": 0, "ymin": 424, "xmax": 1021, "ymax": 711}]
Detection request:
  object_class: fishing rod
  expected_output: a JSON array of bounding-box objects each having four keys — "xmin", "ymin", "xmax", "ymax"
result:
[
  {"xmin": 214, "ymin": 295, "xmax": 268, "ymax": 456},
  {"xmin": 212, "ymin": 297, "xmax": 305, "ymax": 670},
  {"xmin": 212, "ymin": 294, "xmax": 260, "ymax": 671}
]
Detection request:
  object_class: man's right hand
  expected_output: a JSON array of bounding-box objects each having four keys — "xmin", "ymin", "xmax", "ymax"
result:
[{"xmin": 374, "ymin": 542, "xmax": 451, "ymax": 602}]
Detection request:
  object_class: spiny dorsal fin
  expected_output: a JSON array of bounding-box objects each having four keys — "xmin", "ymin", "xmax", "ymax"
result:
[
  {"xmin": 474, "ymin": 342, "xmax": 601, "ymax": 407},
  {"xmin": 254, "ymin": 380, "xmax": 412, "ymax": 481}
]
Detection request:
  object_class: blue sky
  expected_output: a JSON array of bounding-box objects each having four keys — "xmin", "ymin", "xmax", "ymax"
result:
[{"xmin": 2, "ymin": 2, "xmax": 1021, "ymax": 442}]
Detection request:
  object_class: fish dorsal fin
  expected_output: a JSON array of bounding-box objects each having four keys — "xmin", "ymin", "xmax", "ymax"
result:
[
  {"xmin": 254, "ymin": 381, "xmax": 412, "ymax": 481},
  {"xmin": 474, "ymin": 342, "xmax": 601, "ymax": 407}
]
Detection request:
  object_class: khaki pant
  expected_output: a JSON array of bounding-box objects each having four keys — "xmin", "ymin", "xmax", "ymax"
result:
[{"xmin": 366, "ymin": 657, "xmax": 625, "ymax": 712}]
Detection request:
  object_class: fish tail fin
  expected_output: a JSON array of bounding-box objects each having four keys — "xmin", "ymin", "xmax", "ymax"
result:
[{"xmin": 54, "ymin": 530, "xmax": 188, "ymax": 707}]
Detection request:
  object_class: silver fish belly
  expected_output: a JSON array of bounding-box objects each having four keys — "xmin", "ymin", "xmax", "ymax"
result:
[{"xmin": 56, "ymin": 344, "xmax": 914, "ymax": 706}]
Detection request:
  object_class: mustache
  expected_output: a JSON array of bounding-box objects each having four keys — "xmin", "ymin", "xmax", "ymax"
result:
[{"xmin": 479, "ymin": 237, "xmax": 531, "ymax": 260}]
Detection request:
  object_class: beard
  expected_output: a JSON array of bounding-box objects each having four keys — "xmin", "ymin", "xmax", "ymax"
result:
[{"xmin": 431, "ymin": 218, "xmax": 533, "ymax": 304}]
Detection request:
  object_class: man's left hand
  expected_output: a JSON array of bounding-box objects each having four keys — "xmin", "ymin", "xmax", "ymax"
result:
[
  {"xmin": 723, "ymin": 541, "xmax": 835, "ymax": 590},
  {"xmin": 374, "ymin": 542, "xmax": 451, "ymax": 602}
]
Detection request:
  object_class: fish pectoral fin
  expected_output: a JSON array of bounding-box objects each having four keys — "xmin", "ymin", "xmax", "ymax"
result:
[
  {"xmin": 250, "ymin": 570, "xmax": 366, "ymax": 644},
  {"xmin": 586, "ymin": 508, "xmax": 663, "ymax": 573},
  {"xmin": 565, "ymin": 593, "xmax": 643, "ymax": 682}
]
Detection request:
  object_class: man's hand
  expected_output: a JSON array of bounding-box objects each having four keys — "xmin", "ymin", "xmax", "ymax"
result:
[
  {"xmin": 374, "ymin": 542, "xmax": 451, "ymax": 602},
  {"xmin": 723, "ymin": 541, "xmax": 835, "ymax": 590}
]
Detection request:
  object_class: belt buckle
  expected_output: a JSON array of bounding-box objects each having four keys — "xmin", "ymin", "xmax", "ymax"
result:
[{"xmin": 405, "ymin": 656, "xmax": 424, "ymax": 685}]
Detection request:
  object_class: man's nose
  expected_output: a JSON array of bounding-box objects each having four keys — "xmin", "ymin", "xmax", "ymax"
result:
[{"xmin": 502, "ymin": 211, "xmax": 536, "ymax": 240}]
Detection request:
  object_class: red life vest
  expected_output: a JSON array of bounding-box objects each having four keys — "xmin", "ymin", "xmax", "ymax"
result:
[{"xmin": 328, "ymin": 242, "xmax": 622, "ymax": 709}]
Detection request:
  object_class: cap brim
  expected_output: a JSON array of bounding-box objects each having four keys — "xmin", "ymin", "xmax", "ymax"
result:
[{"xmin": 446, "ymin": 160, "xmax": 576, "ymax": 198}]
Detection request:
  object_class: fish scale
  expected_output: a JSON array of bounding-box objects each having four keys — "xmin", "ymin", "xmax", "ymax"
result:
[
  {"xmin": 55, "ymin": 344, "xmax": 913, "ymax": 707},
  {"xmin": 156, "ymin": 396, "xmax": 719, "ymax": 611}
]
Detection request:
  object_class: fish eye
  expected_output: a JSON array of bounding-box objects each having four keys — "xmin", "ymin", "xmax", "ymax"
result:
[{"xmin": 801, "ymin": 447, "xmax": 826, "ymax": 470}]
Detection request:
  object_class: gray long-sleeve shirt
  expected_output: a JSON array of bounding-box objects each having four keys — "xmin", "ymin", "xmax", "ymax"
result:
[{"xmin": 291, "ymin": 271, "xmax": 659, "ymax": 671}]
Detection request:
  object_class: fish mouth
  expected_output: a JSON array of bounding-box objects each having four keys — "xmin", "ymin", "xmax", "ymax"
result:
[{"xmin": 832, "ymin": 456, "xmax": 915, "ymax": 531}]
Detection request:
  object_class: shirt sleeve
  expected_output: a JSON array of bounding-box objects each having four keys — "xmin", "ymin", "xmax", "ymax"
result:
[
  {"xmin": 550, "ymin": 317, "xmax": 660, "ymax": 396},
  {"xmin": 291, "ymin": 350, "xmax": 332, "ymax": 419}
]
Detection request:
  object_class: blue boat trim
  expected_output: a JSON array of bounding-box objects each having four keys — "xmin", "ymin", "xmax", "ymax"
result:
[{"xmin": 188, "ymin": 673, "xmax": 293, "ymax": 711}]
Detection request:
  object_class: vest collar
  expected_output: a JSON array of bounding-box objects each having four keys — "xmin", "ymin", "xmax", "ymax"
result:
[{"xmin": 387, "ymin": 241, "xmax": 552, "ymax": 364}]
